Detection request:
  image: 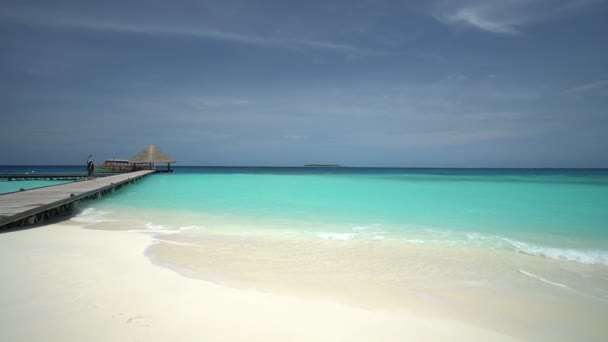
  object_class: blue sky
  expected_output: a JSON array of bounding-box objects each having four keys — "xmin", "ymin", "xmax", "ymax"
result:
[{"xmin": 1, "ymin": 0, "xmax": 607, "ymax": 167}]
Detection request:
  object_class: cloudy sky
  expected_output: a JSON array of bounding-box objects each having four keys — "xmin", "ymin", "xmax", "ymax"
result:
[{"xmin": 1, "ymin": 0, "xmax": 607, "ymax": 167}]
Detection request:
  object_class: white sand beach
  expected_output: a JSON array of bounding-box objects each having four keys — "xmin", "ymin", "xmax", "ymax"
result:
[{"xmin": 0, "ymin": 223, "xmax": 519, "ymax": 342}]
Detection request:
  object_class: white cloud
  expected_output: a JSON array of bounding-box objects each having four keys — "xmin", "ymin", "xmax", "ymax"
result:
[
  {"xmin": 185, "ymin": 96, "xmax": 250, "ymax": 108},
  {"xmin": 462, "ymin": 112, "xmax": 523, "ymax": 120},
  {"xmin": 444, "ymin": 73, "xmax": 467, "ymax": 82},
  {"xmin": 359, "ymin": 128, "xmax": 535, "ymax": 148},
  {"xmin": 1, "ymin": 7, "xmax": 381, "ymax": 56},
  {"xmin": 564, "ymin": 80, "xmax": 608, "ymax": 94},
  {"xmin": 433, "ymin": 0, "xmax": 602, "ymax": 34},
  {"xmin": 438, "ymin": 5, "xmax": 519, "ymax": 34}
]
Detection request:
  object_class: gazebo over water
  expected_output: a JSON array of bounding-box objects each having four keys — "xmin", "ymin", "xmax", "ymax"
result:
[{"xmin": 129, "ymin": 145, "xmax": 175, "ymax": 172}]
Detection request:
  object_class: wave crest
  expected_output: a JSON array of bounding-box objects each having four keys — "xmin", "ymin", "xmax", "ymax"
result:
[
  {"xmin": 316, "ymin": 232, "xmax": 356, "ymax": 241},
  {"xmin": 72, "ymin": 208, "xmax": 115, "ymax": 223},
  {"xmin": 503, "ymin": 238, "xmax": 608, "ymax": 266}
]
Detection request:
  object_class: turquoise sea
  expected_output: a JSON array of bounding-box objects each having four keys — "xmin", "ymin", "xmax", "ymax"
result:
[
  {"xmin": 0, "ymin": 165, "xmax": 81, "ymax": 193},
  {"xmin": 87, "ymin": 167, "xmax": 608, "ymax": 264},
  {"xmin": 4, "ymin": 166, "xmax": 608, "ymax": 263},
  {"xmin": 0, "ymin": 180, "xmax": 71, "ymax": 194}
]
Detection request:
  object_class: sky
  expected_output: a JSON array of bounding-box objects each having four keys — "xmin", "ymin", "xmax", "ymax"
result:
[{"xmin": 1, "ymin": 0, "xmax": 607, "ymax": 167}]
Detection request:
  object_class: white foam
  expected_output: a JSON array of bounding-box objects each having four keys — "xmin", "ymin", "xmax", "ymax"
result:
[
  {"xmin": 72, "ymin": 208, "xmax": 115, "ymax": 223},
  {"xmin": 402, "ymin": 238, "xmax": 428, "ymax": 244},
  {"xmin": 80, "ymin": 208, "xmax": 96, "ymax": 215},
  {"xmin": 352, "ymin": 224, "xmax": 381, "ymax": 232},
  {"xmin": 350, "ymin": 225, "xmax": 387, "ymax": 241},
  {"xmin": 316, "ymin": 232, "xmax": 356, "ymax": 241},
  {"xmin": 466, "ymin": 232, "xmax": 485, "ymax": 241},
  {"xmin": 150, "ymin": 238, "xmax": 201, "ymax": 247},
  {"xmin": 503, "ymin": 238, "xmax": 608, "ymax": 266},
  {"xmin": 126, "ymin": 229, "xmax": 174, "ymax": 234},
  {"xmin": 519, "ymin": 269, "xmax": 569, "ymax": 289},
  {"xmin": 464, "ymin": 232, "xmax": 507, "ymax": 247},
  {"xmin": 179, "ymin": 225, "xmax": 203, "ymax": 231},
  {"xmin": 145, "ymin": 223, "xmax": 166, "ymax": 231},
  {"xmin": 402, "ymin": 238, "xmax": 460, "ymax": 246}
]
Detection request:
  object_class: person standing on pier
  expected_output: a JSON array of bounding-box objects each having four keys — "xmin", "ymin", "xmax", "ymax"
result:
[{"xmin": 87, "ymin": 155, "xmax": 94, "ymax": 178}]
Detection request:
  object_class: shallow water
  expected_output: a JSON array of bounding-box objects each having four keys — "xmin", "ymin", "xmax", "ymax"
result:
[
  {"xmin": 0, "ymin": 180, "xmax": 72, "ymax": 194},
  {"xmin": 90, "ymin": 168, "xmax": 608, "ymax": 256},
  {"xmin": 0, "ymin": 165, "xmax": 83, "ymax": 193}
]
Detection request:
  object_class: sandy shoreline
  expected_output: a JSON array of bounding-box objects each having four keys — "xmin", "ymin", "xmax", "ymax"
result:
[
  {"xmin": 146, "ymin": 227, "xmax": 608, "ymax": 341},
  {"xmin": 0, "ymin": 223, "xmax": 519, "ymax": 342}
]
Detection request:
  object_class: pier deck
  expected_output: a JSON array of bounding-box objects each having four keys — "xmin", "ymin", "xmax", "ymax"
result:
[{"xmin": 0, "ymin": 170, "xmax": 155, "ymax": 230}]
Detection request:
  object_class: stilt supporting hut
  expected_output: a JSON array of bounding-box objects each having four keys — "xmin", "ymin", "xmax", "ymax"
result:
[{"xmin": 129, "ymin": 145, "xmax": 176, "ymax": 173}]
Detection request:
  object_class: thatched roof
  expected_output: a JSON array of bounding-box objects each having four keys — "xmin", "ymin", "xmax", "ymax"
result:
[{"xmin": 129, "ymin": 145, "xmax": 175, "ymax": 163}]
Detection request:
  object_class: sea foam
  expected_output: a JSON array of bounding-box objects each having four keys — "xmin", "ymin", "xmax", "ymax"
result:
[
  {"xmin": 316, "ymin": 232, "xmax": 356, "ymax": 240},
  {"xmin": 72, "ymin": 208, "xmax": 115, "ymax": 223},
  {"xmin": 400, "ymin": 229, "xmax": 608, "ymax": 266},
  {"xmin": 179, "ymin": 225, "xmax": 203, "ymax": 231},
  {"xmin": 145, "ymin": 222, "xmax": 166, "ymax": 231},
  {"xmin": 519, "ymin": 269, "xmax": 569, "ymax": 288},
  {"xmin": 316, "ymin": 225, "xmax": 386, "ymax": 241},
  {"xmin": 503, "ymin": 238, "xmax": 608, "ymax": 266}
]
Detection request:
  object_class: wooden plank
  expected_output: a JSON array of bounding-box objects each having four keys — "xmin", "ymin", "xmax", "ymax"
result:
[{"xmin": 0, "ymin": 170, "xmax": 155, "ymax": 228}]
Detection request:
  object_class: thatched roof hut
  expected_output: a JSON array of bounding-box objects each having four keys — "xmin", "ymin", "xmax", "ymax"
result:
[{"xmin": 129, "ymin": 145, "xmax": 175, "ymax": 172}]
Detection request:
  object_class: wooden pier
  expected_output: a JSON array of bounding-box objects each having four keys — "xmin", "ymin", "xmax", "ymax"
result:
[{"xmin": 0, "ymin": 170, "xmax": 155, "ymax": 230}]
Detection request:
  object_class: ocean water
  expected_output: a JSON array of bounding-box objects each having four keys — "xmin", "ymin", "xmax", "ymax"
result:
[
  {"xmin": 0, "ymin": 165, "xmax": 83, "ymax": 194},
  {"xmin": 0, "ymin": 180, "xmax": 73, "ymax": 194},
  {"xmin": 0, "ymin": 165, "xmax": 85, "ymax": 174},
  {"xmin": 71, "ymin": 167, "xmax": 608, "ymax": 340},
  {"xmin": 88, "ymin": 167, "xmax": 608, "ymax": 255}
]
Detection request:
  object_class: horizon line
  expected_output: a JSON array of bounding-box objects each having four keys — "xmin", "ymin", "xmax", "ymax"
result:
[{"xmin": 1, "ymin": 164, "xmax": 607, "ymax": 170}]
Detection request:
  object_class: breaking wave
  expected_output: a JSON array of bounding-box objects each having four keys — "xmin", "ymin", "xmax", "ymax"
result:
[
  {"xmin": 390, "ymin": 228, "xmax": 608, "ymax": 267},
  {"xmin": 518, "ymin": 269, "xmax": 570, "ymax": 288},
  {"xmin": 316, "ymin": 232, "xmax": 356, "ymax": 241},
  {"xmin": 315, "ymin": 225, "xmax": 386, "ymax": 241},
  {"xmin": 503, "ymin": 238, "xmax": 608, "ymax": 266},
  {"xmin": 72, "ymin": 208, "xmax": 115, "ymax": 223}
]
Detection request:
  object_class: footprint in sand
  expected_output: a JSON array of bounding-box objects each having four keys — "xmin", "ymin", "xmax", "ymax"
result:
[{"xmin": 126, "ymin": 315, "xmax": 149, "ymax": 327}]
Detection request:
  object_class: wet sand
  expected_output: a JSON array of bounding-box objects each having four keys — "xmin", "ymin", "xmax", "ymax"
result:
[{"xmin": 0, "ymin": 223, "xmax": 519, "ymax": 342}]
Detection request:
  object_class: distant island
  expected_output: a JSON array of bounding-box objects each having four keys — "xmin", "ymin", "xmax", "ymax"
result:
[{"xmin": 304, "ymin": 164, "xmax": 342, "ymax": 167}]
